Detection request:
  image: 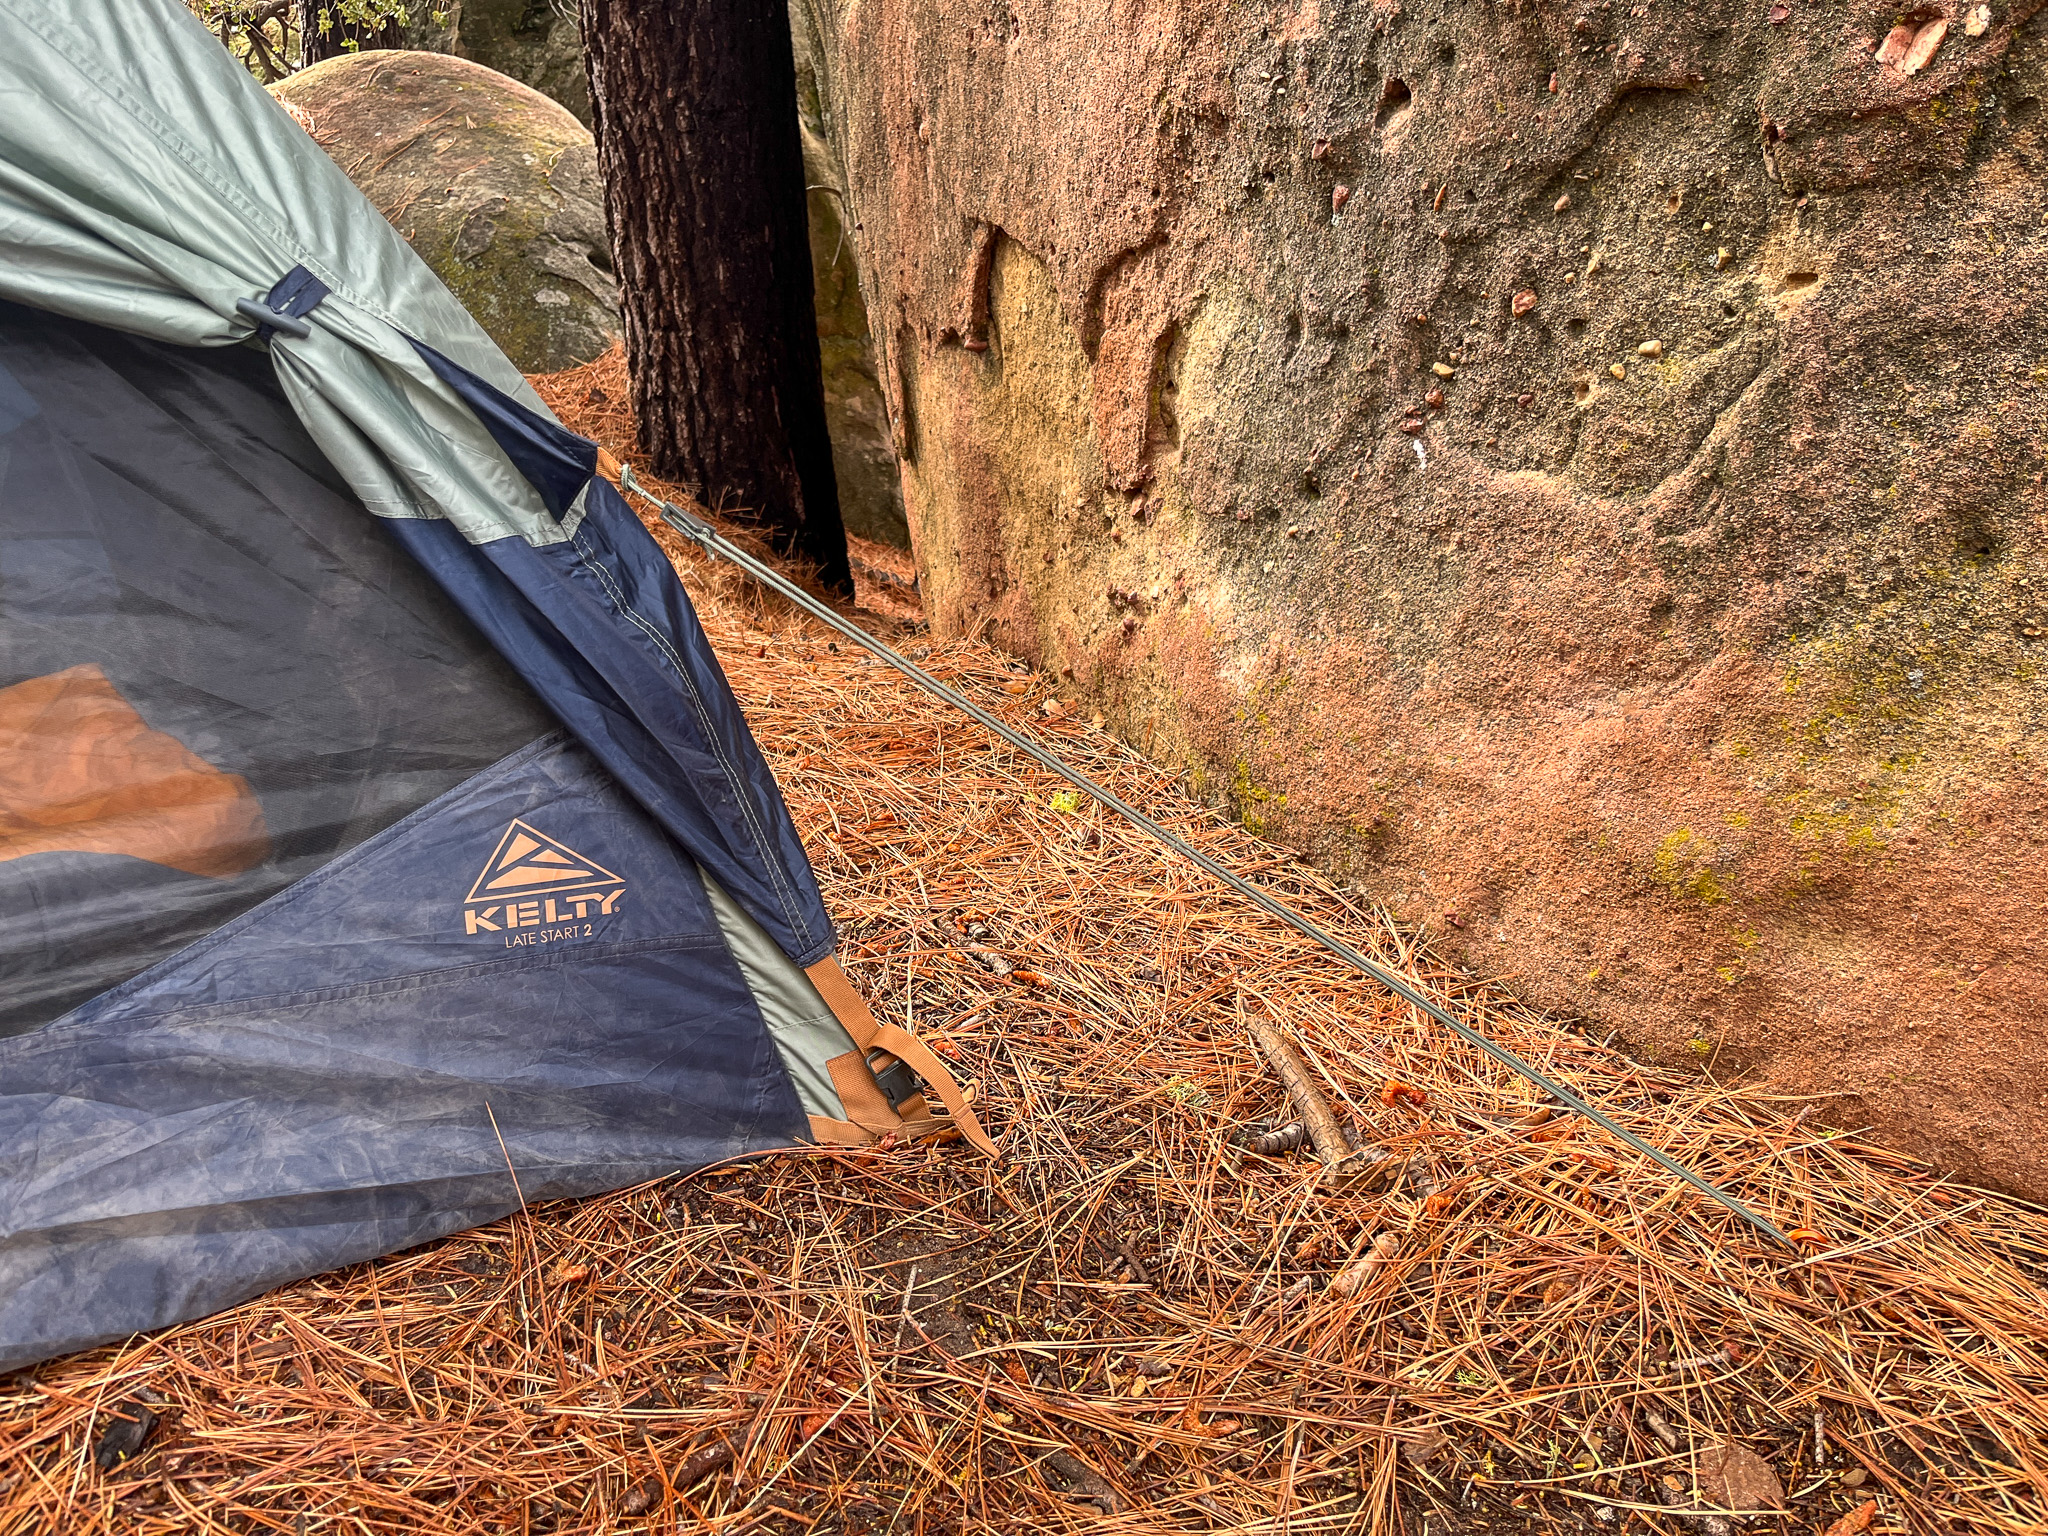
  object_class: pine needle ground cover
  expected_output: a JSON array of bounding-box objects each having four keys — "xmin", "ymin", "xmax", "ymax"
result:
[{"xmin": 2, "ymin": 352, "xmax": 2042, "ymax": 1536}]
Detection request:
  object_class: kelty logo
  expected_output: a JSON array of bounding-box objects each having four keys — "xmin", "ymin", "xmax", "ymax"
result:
[{"xmin": 462, "ymin": 819, "xmax": 625, "ymax": 943}]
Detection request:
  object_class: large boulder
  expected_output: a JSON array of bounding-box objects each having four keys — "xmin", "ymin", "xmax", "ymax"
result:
[
  {"xmin": 271, "ymin": 51, "xmax": 618, "ymax": 374},
  {"xmin": 804, "ymin": 3, "xmax": 2048, "ymax": 1195}
]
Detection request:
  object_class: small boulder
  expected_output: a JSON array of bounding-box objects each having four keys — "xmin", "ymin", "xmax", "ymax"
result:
[{"xmin": 271, "ymin": 52, "xmax": 618, "ymax": 373}]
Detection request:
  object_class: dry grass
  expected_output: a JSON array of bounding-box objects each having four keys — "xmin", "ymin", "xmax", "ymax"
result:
[{"xmin": 2, "ymin": 351, "xmax": 2043, "ymax": 1536}]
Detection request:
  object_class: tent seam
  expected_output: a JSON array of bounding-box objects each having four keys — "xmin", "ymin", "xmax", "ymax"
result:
[
  {"xmin": 573, "ymin": 528, "xmax": 813, "ymax": 945},
  {"xmin": 566, "ymin": 525, "xmax": 815, "ymax": 951}
]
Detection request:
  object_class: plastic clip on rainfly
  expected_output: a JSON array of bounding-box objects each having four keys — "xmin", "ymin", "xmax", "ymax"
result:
[{"xmin": 235, "ymin": 264, "xmax": 330, "ymax": 343}]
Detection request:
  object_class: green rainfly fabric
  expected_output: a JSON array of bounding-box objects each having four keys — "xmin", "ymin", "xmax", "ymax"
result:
[
  {"xmin": 701, "ymin": 876, "xmax": 864, "ymax": 1121},
  {"xmin": 0, "ymin": 0, "xmax": 568, "ymax": 548}
]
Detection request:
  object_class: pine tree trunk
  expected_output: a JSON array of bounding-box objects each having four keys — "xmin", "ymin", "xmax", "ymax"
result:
[{"xmin": 581, "ymin": 0, "xmax": 851, "ymax": 592}]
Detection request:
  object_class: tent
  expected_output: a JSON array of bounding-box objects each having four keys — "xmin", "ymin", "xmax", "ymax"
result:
[{"xmin": 0, "ymin": 0, "xmax": 993, "ymax": 1374}]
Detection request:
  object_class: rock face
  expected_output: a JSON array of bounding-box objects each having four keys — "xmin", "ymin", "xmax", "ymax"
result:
[
  {"xmin": 272, "ymin": 51, "xmax": 618, "ymax": 373},
  {"xmin": 447, "ymin": 0, "xmax": 590, "ymax": 125},
  {"xmin": 803, "ymin": 2, "xmax": 2048, "ymax": 1195},
  {"xmin": 793, "ymin": 14, "xmax": 911, "ymax": 549}
]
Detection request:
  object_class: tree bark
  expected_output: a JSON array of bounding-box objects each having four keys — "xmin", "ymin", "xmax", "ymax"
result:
[{"xmin": 581, "ymin": 0, "xmax": 852, "ymax": 592}]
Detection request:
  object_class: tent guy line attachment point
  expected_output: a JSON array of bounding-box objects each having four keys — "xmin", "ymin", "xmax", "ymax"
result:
[{"xmin": 619, "ymin": 465, "xmax": 1792, "ymax": 1250}]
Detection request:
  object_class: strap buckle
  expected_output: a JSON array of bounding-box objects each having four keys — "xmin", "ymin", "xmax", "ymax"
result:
[{"xmin": 865, "ymin": 1049, "xmax": 920, "ymax": 1111}]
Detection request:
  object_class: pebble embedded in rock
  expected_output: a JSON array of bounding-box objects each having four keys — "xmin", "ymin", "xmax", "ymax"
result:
[
  {"xmin": 1586, "ymin": 250, "xmax": 1604, "ymax": 274},
  {"xmin": 1638, "ymin": 339, "xmax": 1663, "ymax": 357},
  {"xmin": 1609, "ymin": 363, "xmax": 1627, "ymax": 379},
  {"xmin": 1426, "ymin": 387, "xmax": 1446, "ymax": 408},
  {"xmin": 1554, "ymin": 194, "xmax": 1571, "ymax": 212},
  {"xmin": 1902, "ymin": 17, "xmax": 1949, "ymax": 72},
  {"xmin": 1965, "ymin": 5, "xmax": 1990, "ymax": 36},
  {"xmin": 1715, "ymin": 247, "xmax": 1732, "ymax": 269},
  {"xmin": 1512, "ymin": 289, "xmax": 1538, "ymax": 315},
  {"xmin": 1433, "ymin": 362, "xmax": 1455, "ymax": 377}
]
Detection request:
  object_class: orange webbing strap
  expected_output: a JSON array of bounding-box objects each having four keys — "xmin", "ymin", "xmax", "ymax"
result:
[
  {"xmin": 871, "ymin": 1024, "xmax": 999, "ymax": 1156},
  {"xmin": 804, "ymin": 957, "xmax": 879, "ymax": 1046},
  {"xmin": 805, "ymin": 958, "xmax": 1002, "ymax": 1158},
  {"xmin": 806, "ymin": 1115, "xmax": 874, "ymax": 1146}
]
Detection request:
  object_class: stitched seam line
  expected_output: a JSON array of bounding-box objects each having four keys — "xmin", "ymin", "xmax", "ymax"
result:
[
  {"xmin": 575, "ymin": 533, "xmax": 807, "ymax": 939},
  {"xmin": 569, "ymin": 527, "xmax": 813, "ymax": 948}
]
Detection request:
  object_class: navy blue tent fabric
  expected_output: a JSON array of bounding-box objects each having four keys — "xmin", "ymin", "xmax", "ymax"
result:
[
  {"xmin": 0, "ymin": 734, "xmax": 806, "ymax": 1369},
  {"xmin": 0, "ymin": 300, "xmax": 817, "ymax": 1372},
  {"xmin": 0, "ymin": 299, "xmax": 555, "ymax": 1030},
  {"xmin": 402, "ymin": 343, "xmax": 834, "ymax": 967}
]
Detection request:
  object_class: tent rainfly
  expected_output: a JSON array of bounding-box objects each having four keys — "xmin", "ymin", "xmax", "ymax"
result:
[{"xmin": 0, "ymin": 0, "xmax": 994, "ymax": 1373}]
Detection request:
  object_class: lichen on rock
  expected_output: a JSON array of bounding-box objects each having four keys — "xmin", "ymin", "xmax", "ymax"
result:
[{"xmin": 271, "ymin": 50, "xmax": 619, "ymax": 374}]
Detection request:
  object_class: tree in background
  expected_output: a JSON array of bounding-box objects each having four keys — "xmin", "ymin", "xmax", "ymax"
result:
[
  {"xmin": 184, "ymin": 2, "xmax": 447, "ymax": 78},
  {"xmin": 298, "ymin": 2, "xmax": 408, "ymax": 63},
  {"xmin": 581, "ymin": 0, "xmax": 852, "ymax": 593},
  {"xmin": 186, "ymin": 0, "xmax": 298, "ymax": 78}
]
